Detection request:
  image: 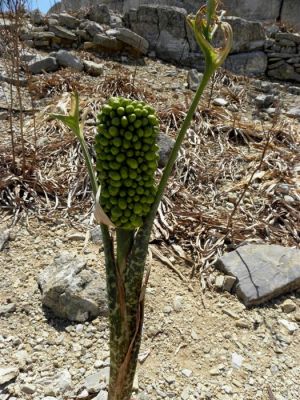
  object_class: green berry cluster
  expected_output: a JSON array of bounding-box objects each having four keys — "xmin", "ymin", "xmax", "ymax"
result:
[{"xmin": 95, "ymin": 96, "xmax": 160, "ymax": 230}]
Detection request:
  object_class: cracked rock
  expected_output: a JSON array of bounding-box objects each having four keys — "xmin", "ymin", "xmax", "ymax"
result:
[
  {"xmin": 0, "ymin": 367, "xmax": 19, "ymax": 385},
  {"xmin": 38, "ymin": 252, "xmax": 108, "ymax": 322},
  {"xmin": 216, "ymin": 244, "xmax": 300, "ymax": 306}
]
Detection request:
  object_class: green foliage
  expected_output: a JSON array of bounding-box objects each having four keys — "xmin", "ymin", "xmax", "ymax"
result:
[{"xmin": 95, "ymin": 97, "xmax": 159, "ymax": 230}]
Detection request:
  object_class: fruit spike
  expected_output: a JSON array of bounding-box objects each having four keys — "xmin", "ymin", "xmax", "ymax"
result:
[{"xmin": 95, "ymin": 97, "xmax": 159, "ymax": 230}]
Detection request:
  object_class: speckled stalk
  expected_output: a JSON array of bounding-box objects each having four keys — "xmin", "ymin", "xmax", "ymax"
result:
[{"xmin": 103, "ymin": 227, "xmax": 144, "ymax": 400}]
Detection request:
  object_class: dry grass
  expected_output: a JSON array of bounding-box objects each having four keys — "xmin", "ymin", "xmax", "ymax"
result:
[{"xmin": 0, "ymin": 64, "xmax": 299, "ymax": 280}]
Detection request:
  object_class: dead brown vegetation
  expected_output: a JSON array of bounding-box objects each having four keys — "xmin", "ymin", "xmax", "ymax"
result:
[{"xmin": 0, "ymin": 60, "xmax": 299, "ymax": 277}]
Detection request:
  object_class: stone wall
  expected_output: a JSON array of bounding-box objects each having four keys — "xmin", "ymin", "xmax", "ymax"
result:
[
  {"xmin": 124, "ymin": 5, "xmax": 268, "ymax": 76},
  {"xmin": 18, "ymin": 5, "xmax": 300, "ymax": 82},
  {"xmin": 56, "ymin": 0, "xmax": 300, "ymax": 31},
  {"xmin": 265, "ymin": 33, "xmax": 300, "ymax": 82}
]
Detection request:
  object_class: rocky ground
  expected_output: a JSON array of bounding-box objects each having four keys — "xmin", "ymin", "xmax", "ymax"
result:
[
  {"xmin": 0, "ymin": 220, "xmax": 299, "ymax": 400},
  {"xmin": 0, "ymin": 30, "xmax": 300, "ymax": 400}
]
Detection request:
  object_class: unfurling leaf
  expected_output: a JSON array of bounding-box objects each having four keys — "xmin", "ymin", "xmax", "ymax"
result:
[{"xmin": 187, "ymin": 1, "xmax": 233, "ymax": 71}]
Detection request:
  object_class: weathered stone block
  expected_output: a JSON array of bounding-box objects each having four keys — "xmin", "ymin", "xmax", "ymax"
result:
[
  {"xmin": 49, "ymin": 25, "xmax": 77, "ymax": 41},
  {"xmin": 56, "ymin": 50, "xmax": 84, "ymax": 71},
  {"xmin": 58, "ymin": 13, "xmax": 80, "ymax": 29},
  {"xmin": 83, "ymin": 60, "xmax": 104, "ymax": 76},
  {"xmin": 267, "ymin": 62, "xmax": 300, "ymax": 82},
  {"xmin": 124, "ymin": 5, "xmax": 161, "ymax": 48},
  {"xmin": 28, "ymin": 56, "xmax": 58, "ymax": 74},
  {"xmin": 281, "ymin": 0, "xmax": 300, "ymax": 31},
  {"xmin": 222, "ymin": 0, "xmax": 282, "ymax": 21},
  {"xmin": 93, "ymin": 34, "xmax": 122, "ymax": 50},
  {"xmin": 216, "ymin": 244, "xmax": 300, "ymax": 306},
  {"xmin": 111, "ymin": 27, "xmax": 149, "ymax": 54},
  {"xmin": 88, "ymin": 4, "xmax": 111, "ymax": 25},
  {"xmin": 225, "ymin": 51, "xmax": 268, "ymax": 76},
  {"xmin": 38, "ymin": 252, "xmax": 108, "ymax": 322},
  {"xmin": 80, "ymin": 20, "xmax": 104, "ymax": 37},
  {"xmin": 214, "ymin": 17, "xmax": 266, "ymax": 54}
]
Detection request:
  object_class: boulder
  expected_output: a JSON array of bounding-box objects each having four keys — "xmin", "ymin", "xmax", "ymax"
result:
[
  {"xmin": 30, "ymin": 31, "xmax": 55, "ymax": 40},
  {"xmin": 222, "ymin": 0, "xmax": 282, "ymax": 21},
  {"xmin": 88, "ymin": 4, "xmax": 111, "ymax": 25},
  {"xmin": 156, "ymin": 6, "xmax": 190, "ymax": 62},
  {"xmin": 224, "ymin": 51, "xmax": 268, "ymax": 76},
  {"xmin": 281, "ymin": 0, "xmax": 300, "ymax": 31},
  {"xmin": 125, "ymin": 5, "xmax": 160, "ymax": 48},
  {"xmin": 49, "ymin": 25, "xmax": 77, "ymax": 41},
  {"xmin": 110, "ymin": 13, "xmax": 123, "ymax": 28},
  {"xmin": 58, "ymin": 13, "xmax": 80, "ymax": 29},
  {"xmin": 47, "ymin": 17, "xmax": 59, "ymax": 27},
  {"xmin": 38, "ymin": 252, "xmax": 108, "ymax": 322},
  {"xmin": 254, "ymin": 94, "xmax": 275, "ymax": 109},
  {"xmin": 30, "ymin": 9, "xmax": 44, "ymax": 25},
  {"xmin": 267, "ymin": 62, "xmax": 300, "ymax": 82},
  {"xmin": 0, "ymin": 303, "xmax": 16, "ymax": 315},
  {"xmin": 93, "ymin": 34, "xmax": 122, "ymax": 50},
  {"xmin": 28, "ymin": 56, "xmax": 58, "ymax": 74},
  {"xmin": 89, "ymin": 226, "xmax": 103, "ymax": 243},
  {"xmin": 216, "ymin": 244, "xmax": 300, "ymax": 306},
  {"xmin": 156, "ymin": 30, "xmax": 190, "ymax": 63},
  {"xmin": 111, "ymin": 27, "xmax": 149, "ymax": 54},
  {"xmin": 286, "ymin": 107, "xmax": 300, "ymax": 119},
  {"xmin": 81, "ymin": 20, "xmax": 104, "ymax": 37},
  {"xmin": 76, "ymin": 29, "xmax": 90, "ymax": 41},
  {"xmin": 125, "ymin": 5, "xmax": 191, "ymax": 62},
  {"xmin": 157, "ymin": 133, "xmax": 175, "ymax": 168},
  {"xmin": 0, "ymin": 367, "xmax": 19, "ymax": 385},
  {"xmin": 287, "ymin": 84, "xmax": 300, "ymax": 94},
  {"xmin": 125, "ymin": 5, "xmax": 270, "ymax": 68},
  {"xmin": 123, "ymin": 0, "xmax": 282, "ymax": 22},
  {"xmin": 123, "ymin": 0, "xmax": 199, "ymax": 14},
  {"xmin": 83, "ymin": 60, "xmax": 104, "ymax": 76},
  {"xmin": 56, "ymin": 50, "xmax": 84, "ymax": 71},
  {"xmin": 214, "ymin": 17, "xmax": 265, "ymax": 54}
]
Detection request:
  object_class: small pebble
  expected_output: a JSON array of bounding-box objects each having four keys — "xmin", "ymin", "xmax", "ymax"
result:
[
  {"xmin": 212, "ymin": 97, "xmax": 228, "ymax": 106},
  {"xmin": 281, "ymin": 299, "xmax": 297, "ymax": 314}
]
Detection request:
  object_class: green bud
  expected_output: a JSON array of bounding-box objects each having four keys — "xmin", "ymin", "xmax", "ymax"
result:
[
  {"xmin": 112, "ymin": 117, "xmax": 120, "ymax": 126},
  {"xmin": 109, "ymin": 126, "xmax": 119, "ymax": 137},
  {"xmin": 121, "ymin": 116, "xmax": 128, "ymax": 127},
  {"xmin": 127, "ymin": 159, "xmax": 138, "ymax": 169},
  {"xmin": 112, "ymin": 137, "xmax": 122, "ymax": 147},
  {"xmin": 117, "ymin": 107, "xmax": 125, "ymax": 116},
  {"xmin": 128, "ymin": 113, "xmax": 136, "ymax": 123},
  {"xmin": 109, "ymin": 171, "xmax": 121, "ymax": 181}
]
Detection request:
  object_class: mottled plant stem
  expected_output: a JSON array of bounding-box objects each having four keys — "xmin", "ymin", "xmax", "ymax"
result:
[
  {"xmin": 105, "ymin": 227, "xmax": 145, "ymax": 400},
  {"xmin": 106, "ymin": 67, "xmax": 214, "ymax": 400}
]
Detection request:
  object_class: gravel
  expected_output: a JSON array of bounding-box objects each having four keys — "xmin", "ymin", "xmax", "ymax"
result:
[{"xmin": 0, "ymin": 221, "xmax": 299, "ymax": 399}]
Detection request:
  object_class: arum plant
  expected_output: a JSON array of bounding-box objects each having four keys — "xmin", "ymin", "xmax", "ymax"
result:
[{"xmin": 51, "ymin": 2, "xmax": 232, "ymax": 399}]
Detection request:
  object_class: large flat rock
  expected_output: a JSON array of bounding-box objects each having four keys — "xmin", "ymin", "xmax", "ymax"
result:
[{"xmin": 216, "ymin": 244, "xmax": 300, "ymax": 306}]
